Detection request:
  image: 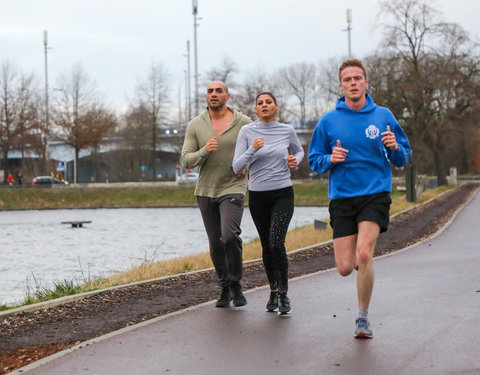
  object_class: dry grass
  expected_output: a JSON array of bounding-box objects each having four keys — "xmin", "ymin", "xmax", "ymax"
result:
[
  {"xmin": 83, "ymin": 187, "xmax": 450, "ymax": 292},
  {"xmin": 242, "ymin": 224, "xmax": 333, "ymax": 262},
  {"xmin": 86, "ymin": 251, "xmax": 215, "ymax": 289},
  {"xmin": 87, "ymin": 211, "xmax": 332, "ymax": 291},
  {"xmin": 85, "ymin": 224, "xmax": 333, "ymax": 291},
  {"xmin": 390, "ymin": 186, "xmax": 451, "ymax": 215}
]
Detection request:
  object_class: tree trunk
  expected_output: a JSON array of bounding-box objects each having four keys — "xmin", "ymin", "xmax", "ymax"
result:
[
  {"xmin": 151, "ymin": 122, "xmax": 157, "ymax": 181},
  {"xmin": 433, "ymin": 147, "xmax": 448, "ymax": 186},
  {"xmin": 41, "ymin": 140, "xmax": 48, "ymax": 175},
  {"xmin": 92, "ymin": 149, "xmax": 99, "ymax": 182},
  {"xmin": 75, "ymin": 146, "xmax": 80, "ymax": 183},
  {"xmin": 458, "ymin": 135, "xmax": 470, "ymax": 174},
  {"xmin": 2, "ymin": 149, "xmax": 8, "ymax": 184}
]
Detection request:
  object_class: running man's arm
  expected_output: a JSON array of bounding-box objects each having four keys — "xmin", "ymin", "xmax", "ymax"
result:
[
  {"xmin": 308, "ymin": 123, "xmax": 336, "ymax": 174},
  {"xmin": 180, "ymin": 124, "xmax": 210, "ymax": 169},
  {"xmin": 383, "ymin": 117, "xmax": 410, "ymax": 167}
]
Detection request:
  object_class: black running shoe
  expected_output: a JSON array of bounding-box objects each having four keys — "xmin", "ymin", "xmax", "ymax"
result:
[
  {"xmin": 278, "ymin": 294, "xmax": 291, "ymax": 315},
  {"xmin": 266, "ymin": 291, "xmax": 279, "ymax": 312},
  {"xmin": 215, "ymin": 287, "xmax": 232, "ymax": 308},
  {"xmin": 231, "ymin": 281, "xmax": 247, "ymax": 307}
]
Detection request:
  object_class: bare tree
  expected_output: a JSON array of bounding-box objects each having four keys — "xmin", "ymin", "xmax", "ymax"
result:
[
  {"xmin": 431, "ymin": 49, "xmax": 480, "ymax": 175},
  {"xmin": 82, "ymin": 107, "xmax": 117, "ymax": 181},
  {"xmin": 314, "ymin": 57, "xmax": 345, "ymax": 120},
  {"xmin": 204, "ymin": 55, "xmax": 239, "ymax": 87},
  {"xmin": 232, "ymin": 67, "xmax": 283, "ymax": 120},
  {"xmin": 373, "ymin": 0, "xmax": 480, "ymax": 184},
  {"xmin": 0, "ymin": 61, "xmax": 42, "ymax": 183},
  {"xmin": 133, "ymin": 62, "xmax": 170, "ymax": 180},
  {"xmin": 276, "ymin": 62, "xmax": 317, "ymax": 127},
  {"xmin": 108, "ymin": 105, "xmax": 152, "ymax": 181},
  {"xmin": 0, "ymin": 62, "xmax": 19, "ymax": 180},
  {"xmin": 53, "ymin": 63, "xmax": 101, "ymax": 183}
]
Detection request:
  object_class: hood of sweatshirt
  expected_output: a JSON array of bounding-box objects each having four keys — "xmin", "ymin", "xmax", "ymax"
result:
[
  {"xmin": 200, "ymin": 106, "xmax": 245, "ymax": 133},
  {"xmin": 335, "ymin": 93, "xmax": 377, "ymax": 114}
]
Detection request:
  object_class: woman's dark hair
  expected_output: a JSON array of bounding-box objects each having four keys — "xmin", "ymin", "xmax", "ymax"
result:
[{"xmin": 255, "ymin": 91, "xmax": 277, "ymax": 105}]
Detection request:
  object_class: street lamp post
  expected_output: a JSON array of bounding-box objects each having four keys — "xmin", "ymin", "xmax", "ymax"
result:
[
  {"xmin": 43, "ymin": 30, "xmax": 50, "ymax": 173},
  {"xmin": 193, "ymin": 0, "xmax": 199, "ymax": 115},
  {"xmin": 186, "ymin": 40, "xmax": 191, "ymax": 121},
  {"xmin": 73, "ymin": 95, "xmax": 78, "ymax": 184},
  {"xmin": 344, "ymin": 9, "xmax": 352, "ymax": 58},
  {"xmin": 184, "ymin": 69, "xmax": 188, "ymax": 125},
  {"xmin": 178, "ymin": 69, "xmax": 190, "ymax": 129},
  {"xmin": 178, "ymin": 76, "xmax": 184, "ymax": 125}
]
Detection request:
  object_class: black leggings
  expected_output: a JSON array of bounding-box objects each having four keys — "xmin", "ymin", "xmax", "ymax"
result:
[{"xmin": 248, "ymin": 186, "xmax": 294, "ymax": 295}]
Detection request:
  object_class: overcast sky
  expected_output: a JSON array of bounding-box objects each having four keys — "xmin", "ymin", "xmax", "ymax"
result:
[{"xmin": 2, "ymin": 0, "xmax": 479, "ymax": 113}]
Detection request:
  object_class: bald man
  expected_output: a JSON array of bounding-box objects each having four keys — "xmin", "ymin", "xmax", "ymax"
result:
[{"xmin": 181, "ymin": 81, "xmax": 251, "ymax": 308}]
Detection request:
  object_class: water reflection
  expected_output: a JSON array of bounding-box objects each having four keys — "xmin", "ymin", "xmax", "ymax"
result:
[{"xmin": 0, "ymin": 206, "xmax": 328, "ymax": 305}]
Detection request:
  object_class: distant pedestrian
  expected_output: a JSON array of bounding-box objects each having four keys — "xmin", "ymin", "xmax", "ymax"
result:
[
  {"xmin": 181, "ymin": 80, "xmax": 251, "ymax": 308},
  {"xmin": 16, "ymin": 171, "xmax": 23, "ymax": 185},
  {"xmin": 308, "ymin": 59, "xmax": 410, "ymax": 338},
  {"xmin": 8, "ymin": 174, "xmax": 13, "ymax": 186},
  {"xmin": 233, "ymin": 92, "xmax": 304, "ymax": 314}
]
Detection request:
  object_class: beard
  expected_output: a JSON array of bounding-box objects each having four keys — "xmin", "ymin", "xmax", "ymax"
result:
[{"xmin": 208, "ymin": 98, "xmax": 226, "ymax": 110}]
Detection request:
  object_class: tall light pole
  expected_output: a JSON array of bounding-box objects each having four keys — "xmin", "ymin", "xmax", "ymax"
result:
[
  {"xmin": 193, "ymin": 0, "xmax": 199, "ymax": 115},
  {"xmin": 43, "ymin": 30, "xmax": 50, "ymax": 173},
  {"xmin": 344, "ymin": 9, "xmax": 352, "ymax": 58},
  {"xmin": 178, "ymin": 77, "xmax": 184, "ymax": 125},
  {"xmin": 73, "ymin": 91, "xmax": 79, "ymax": 184},
  {"xmin": 184, "ymin": 69, "xmax": 188, "ymax": 125},
  {"xmin": 186, "ymin": 40, "xmax": 191, "ymax": 121}
]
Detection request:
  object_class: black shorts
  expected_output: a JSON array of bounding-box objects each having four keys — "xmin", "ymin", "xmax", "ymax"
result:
[{"xmin": 328, "ymin": 192, "xmax": 392, "ymax": 239}]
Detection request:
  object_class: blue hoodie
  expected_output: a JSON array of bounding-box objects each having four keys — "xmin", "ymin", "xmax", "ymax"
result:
[{"xmin": 308, "ymin": 94, "xmax": 410, "ymax": 200}]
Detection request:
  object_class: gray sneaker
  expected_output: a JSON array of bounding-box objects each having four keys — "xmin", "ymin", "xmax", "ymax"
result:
[
  {"xmin": 354, "ymin": 318, "xmax": 373, "ymax": 339},
  {"xmin": 231, "ymin": 281, "xmax": 247, "ymax": 307},
  {"xmin": 266, "ymin": 291, "xmax": 279, "ymax": 312},
  {"xmin": 278, "ymin": 294, "xmax": 291, "ymax": 315},
  {"xmin": 215, "ymin": 287, "xmax": 232, "ymax": 308}
]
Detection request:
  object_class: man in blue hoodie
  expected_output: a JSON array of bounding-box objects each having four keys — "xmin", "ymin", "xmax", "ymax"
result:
[{"xmin": 308, "ymin": 59, "xmax": 410, "ymax": 339}]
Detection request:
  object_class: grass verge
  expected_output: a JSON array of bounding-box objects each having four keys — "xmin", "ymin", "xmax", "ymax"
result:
[{"xmin": 0, "ymin": 185, "xmax": 198, "ymax": 209}]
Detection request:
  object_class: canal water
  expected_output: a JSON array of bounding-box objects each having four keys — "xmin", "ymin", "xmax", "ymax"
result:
[{"xmin": 0, "ymin": 206, "xmax": 328, "ymax": 305}]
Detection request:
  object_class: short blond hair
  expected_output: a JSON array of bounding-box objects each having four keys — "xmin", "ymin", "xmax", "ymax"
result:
[{"xmin": 338, "ymin": 59, "xmax": 367, "ymax": 82}]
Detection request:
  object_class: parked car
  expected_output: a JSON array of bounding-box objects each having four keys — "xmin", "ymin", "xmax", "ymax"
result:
[
  {"xmin": 177, "ymin": 172, "xmax": 199, "ymax": 184},
  {"xmin": 32, "ymin": 176, "xmax": 67, "ymax": 186}
]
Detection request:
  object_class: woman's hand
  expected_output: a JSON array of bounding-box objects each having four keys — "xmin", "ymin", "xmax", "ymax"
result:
[
  {"xmin": 235, "ymin": 168, "xmax": 247, "ymax": 177},
  {"xmin": 252, "ymin": 137, "xmax": 264, "ymax": 150},
  {"xmin": 287, "ymin": 155, "xmax": 297, "ymax": 168}
]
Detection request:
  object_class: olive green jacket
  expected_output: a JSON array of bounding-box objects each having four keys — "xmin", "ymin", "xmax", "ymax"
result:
[{"xmin": 180, "ymin": 108, "xmax": 251, "ymax": 197}]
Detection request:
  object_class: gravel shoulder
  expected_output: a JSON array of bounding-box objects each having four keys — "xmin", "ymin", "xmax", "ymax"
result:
[{"xmin": 1, "ymin": 182, "xmax": 478, "ymax": 374}]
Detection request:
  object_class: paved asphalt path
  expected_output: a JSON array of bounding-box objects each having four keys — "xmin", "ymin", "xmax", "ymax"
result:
[{"xmin": 14, "ymin": 190, "xmax": 480, "ymax": 375}]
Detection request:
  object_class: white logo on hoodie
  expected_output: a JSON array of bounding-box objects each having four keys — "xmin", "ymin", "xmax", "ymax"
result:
[{"xmin": 365, "ymin": 125, "xmax": 380, "ymax": 139}]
